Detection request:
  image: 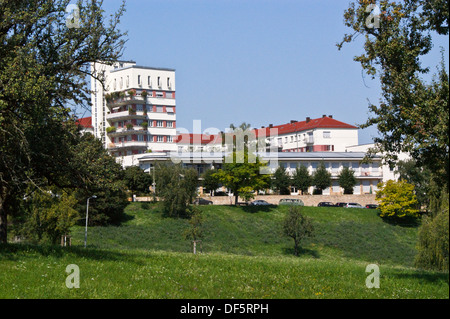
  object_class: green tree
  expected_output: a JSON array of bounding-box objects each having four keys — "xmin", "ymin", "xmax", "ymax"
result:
[
  {"xmin": 213, "ymin": 151, "xmax": 270, "ymax": 205},
  {"xmin": 201, "ymin": 169, "xmax": 221, "ymax": 195},
  {"xmin": 283, "ymin": 207, "xmax": 315, "ymax": 256},
  {"xmin": 292, "ymin": 165, "xmax": 312, "ymax": 195},
  {"xmin": 395, "ymin": 159, "xmax": 432, "ymax": 210},
  {"xmin": 155, "ymin": 163, "xmax": 198, "ymax": 217},
  {"xmin": 338, "ymin": 166, "xmax": 357, "ymax": 194},
  {"xmin": 415, "ymin": 189, "xmax": 449, "ymax": 271},
  {"xmin": 0, "ymin": 0, "xmax": 126, "ymax": 243},
  {"xmin": 271, "ymin": 165, "xmax": 291, "ymax": 195},
  {"xmin": 376, "ymin": 180, "xmax": 419, "ymax": 219},
  {"xmin": 312, "ymin": 162, "xmax": 331, "ymax": 195},
  {"xmin": 72, "ymin": 134, "xmax": 129, "ymax": 226},
  {"xmin": 13, "ymin": 187, "xmax": 79, "ymax": 244},
  {"xmin": 123, "ymin": 166, "xmax": 153, "ymax": 196},
  {"xmin": 183, "ymin": 206, "xmax": 204, "ymax": 254},
  {"xmin": 338, "ymin": 0, "xmax": 449, "ymax": 188}
]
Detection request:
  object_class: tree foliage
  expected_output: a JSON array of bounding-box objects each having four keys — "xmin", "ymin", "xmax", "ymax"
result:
[
  {"xmin": 291, "ymin": 165, "xmax": 312, "ymax": 195},
  {"xmin": 123, "ymin": 166, "xmax": 153, "ymax": 196},
  {"xmin": 271, "ymin": 165, "xmax": 291, "ymax": 195},
  {"xmin": 375, "ymin": 180, "xmax": 419, "ymax": 219},
  {"xmin": 155, "ymin": 163, "xmax": 198, "ymax": 218},
  {"xmin": 201, "ymin": 169, "xmax": 221, "ymax": 195},
  {"xmin": 283, "ymin": 207, "xmax": 314, "ymax": 256},
  {"xmin": 0, "ymin": 0, "xmax": 126, "ymax": 243},
  {"xmin": 338, "ymin": 166, "xmax": 357, "ymax": 194},
  {"xmin": 312, "ymin": 162, "xmax": 331, "ymax": 194},
  {"xmin": 338, "ymin": 0, "xmax": 449, "ymax": 188},
  {"xmin": 213, "ymin": 151, "xmax": 270, "ymax": 205}
]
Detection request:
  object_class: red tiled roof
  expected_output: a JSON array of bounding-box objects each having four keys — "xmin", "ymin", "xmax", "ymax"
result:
[
  {"xmin": 254, "ymin": 116, "xmax": 357, "ymax": 137},
  {"xmin": 175, "ymin": 117, "xmax": 357, "ymax": 144},
  {"xmin": 175, "ymin": 133, "xmax": 222, "ymax": 145},
  {"xmin": 76, "ymin": 116, "xmax": 93, "ymax": 129}
]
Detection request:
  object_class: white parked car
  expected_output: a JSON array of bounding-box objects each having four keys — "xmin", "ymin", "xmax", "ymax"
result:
[{"xmin": 345, "ymin": 203, "xmax": 365, "ymax": 208}]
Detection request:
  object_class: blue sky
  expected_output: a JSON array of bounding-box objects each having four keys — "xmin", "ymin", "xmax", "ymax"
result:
[{"xmin": 91, "ymin": 0, "xmax": 449, "ymax": 145}]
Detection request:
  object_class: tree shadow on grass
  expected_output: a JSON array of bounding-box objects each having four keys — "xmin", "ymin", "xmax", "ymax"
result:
[
  {"xmin": 241, "ymin": 205, "xmax": 277, "ymax": 214},
  {"xmin": 379, "ymin": 213, "xmax": 422, "ymax": 228},
  {"xmin": 282, "ymin": 246, "xmax": 320, "ymax": 259},
  {"xmin": 390, "ymin": 268, "xmax": 449, "ymax": 285},
  {"xmin": 0, "ymin": 243, "xmax": 147, "ymax": 265}
]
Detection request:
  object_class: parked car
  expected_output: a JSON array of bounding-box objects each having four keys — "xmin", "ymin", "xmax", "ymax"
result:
[
  {"xmin": 250, "ymin": 200, "xmax": 271, "ymax": 206},
  {"xmin": 335, "ymin": 202, "xmax": 348, "ymax": 207},
  {"xmin": 345, "ymin": 203, "xmax": 365, "ymax": 208},
  {"xmin": 279, "ymin": 198, "xmax": 304, "ymax": 206},
  {"xmin": 194, "ymin": 198, "xmax": 213, "ymax": 205},
  {"xmin": 365, "ymin": 204, "xmax": 379, "ymax": 209},
  {"xmin": 318, "ymin": 202, "xmax": 335, "ymax": 207}
]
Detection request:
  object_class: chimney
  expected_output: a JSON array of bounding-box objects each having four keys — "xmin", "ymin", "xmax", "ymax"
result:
[
  {"xmin": 306, "ymin": 117, "xmax": 310, "ymax": 123},
  {"xmin": 290, "ymin": 120, "xmax": 297, "ymax": 124},
  {"xmin": 261, "ymin": 126, "xmax": 265, "ymax": 128},
  {"xmin": 329, "ymin": 115, "xmax": 333, "ymax": 118},
  {"xmin": 322, "ymin": 114, "xmax": 326, "ymax": 118},
  {"xmin": 269, "ymin": 124, "xmax": 273, "ymax": 128}
]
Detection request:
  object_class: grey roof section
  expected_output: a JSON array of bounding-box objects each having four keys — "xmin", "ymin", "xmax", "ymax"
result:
[{"xmin": 110, "ymin": 65, "xmax": 175, "ymax": 73}]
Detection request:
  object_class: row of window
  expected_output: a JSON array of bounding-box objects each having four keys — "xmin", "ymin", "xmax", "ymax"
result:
[
  {"xmin": 111, "ymin": 105, "xmax": 175, "ymax": 113},
  {"xmin": 113, "ymin": 120, "xmax": 174, "ymax": 128},
  {"xmin": 114, "ymin": 135, "xmax": 174, "ymax": 143},
  {"xmin": 270, "ymin": 131, "xmax": 331, "ymax": 145},
  {"xmin": 279, "ymin": 161, "xmax": 380, "ymax": 172},
  {"xmin": 113, "ymin": 75, "xmax": 171, "ymax": 90}
]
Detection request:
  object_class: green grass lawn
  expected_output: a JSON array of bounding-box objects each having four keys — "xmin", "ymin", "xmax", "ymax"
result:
[{"xmin": 0, "ymin": 203, "xmax": 448, "ymax": 299}]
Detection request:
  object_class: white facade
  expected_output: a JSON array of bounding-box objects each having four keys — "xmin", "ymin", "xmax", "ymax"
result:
[{"xmin": 90, "ymin": 61, "xmax": 177, "ymax": 161}]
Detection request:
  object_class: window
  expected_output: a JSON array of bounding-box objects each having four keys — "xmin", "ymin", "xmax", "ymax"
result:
[
  {"xmin": 138, "ymin": 75, "xmax": 141, "ymax": 86},
  {"xmin": 157, "ymin": 135, "xmax": 164, "ymax": 142},
  {"xmin": 120, "ymin": 77, "xmax": 123, "ymax": 89},
  {"xmin": 148, "ymin": 76, "xmax": 151, "ymax": 87},
  {"xmin": 126, "ymin": 75, "xmax": 129, "ymax": 87},
  {"xmin": 137, "ymin": 105, "xmax": 143, "ymax": 111},
  {"xmin": 323, "ymin": 131, "xmax": 331, "ymax": 138},
  {"xmin": 157, "ymin": 76, "xmax": 161, "ymax": 88},
  {"xmin": 167, "ymin": 121, "xmax": 173, "ymax": 128},
  {"xmin": 277, "ymin": 138, "xmax": 282, "ymax": 146},
  {"xmin": 155, "ymin": 92, "xmax": 164, "ymax": 98},
  {"xmin": 167, "ymin": 77, "xmax": 171, "ymax": 88},
  {"xmin": 166, "ymin": 107, "xmax": 174, "ymax": 113},
  {"xmin": 167, "ymin": 136, "xmax": 173, "ymax": 142},
  {"xmin": 138, "ymin": 134, "xmax": 144, "ymax": 142},
  {"xmin": 156, "ymin": 106, "xmax": 163, "ymax": 113},
  {"xmin": 284, "ymin": 137, "xmax": 288, "ymax": 143},
  {"xmin": 156, "ymin": 120, "xmax": 164, "ymax": 127},
  {"xmin": 114, "ymin": 78, "xmax": 117, "ymax": 90}
]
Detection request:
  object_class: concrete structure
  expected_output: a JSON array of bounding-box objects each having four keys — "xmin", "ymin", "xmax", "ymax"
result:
[
  {"xmin": 90, "ymin": 60, "xmax": 177, "ymax": 161},
  {"xmin": 136, "ymin": 151, "xmax": 384, "ymax": 196}
]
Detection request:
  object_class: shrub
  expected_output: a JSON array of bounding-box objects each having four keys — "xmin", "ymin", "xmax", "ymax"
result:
[
  {"xmin": 376, "ymin": 180, "xmax": 419, "ymax": 219},
  {"xmin": 338, "ymin": 166, "xmax": 357, "ymax": 194}
]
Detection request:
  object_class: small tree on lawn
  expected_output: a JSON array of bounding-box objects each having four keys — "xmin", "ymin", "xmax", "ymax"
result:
[
  {"xmin": 338, "ymin": 166, "xmax": 357, "ymax": 194},
  {"xmin": 312, "ymin": 162, "xmax": 331, "ymax": 194},
  {"xmin": 183, "ymin": 206, "xmax": 204, "ymax": 254},
  {"xmin": 376, "ymin": 180, "xmax": 419, "ymax": 219},
  {"xmin": 283, "ymin": 206, "xmax": 314, "ymax": 256},
  {"xmin": 292, "ymin": 165, "xmax": 312, "ymax": 195},
  {"xmin": 202, "ymin": 169, "xmax": 221, "ymax": 196}
]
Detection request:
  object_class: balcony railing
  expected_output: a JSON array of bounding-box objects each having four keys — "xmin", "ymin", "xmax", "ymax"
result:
[{"xmin": 108, "ymin": 141, "xmax": 148, "ymax": 150}]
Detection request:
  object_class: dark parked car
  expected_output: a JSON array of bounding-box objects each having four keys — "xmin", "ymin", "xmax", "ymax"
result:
[
  {"xmin": 250, "ymin": 200, "xmax": 271, "ymax": 206},
  {"xmin": 318, "ymin": 202, "xmax": 335, "ymax": 207},
  {"xmin": 335, "ymin": 202, "xmax": 348, "ymax": 207},
  {"xmin": 365, "ymin": 204, "xmax": 379, "ymax": 209},
  {"xmin": 194, "ymin": 198, "xmax": 213, "ymax": 205}
]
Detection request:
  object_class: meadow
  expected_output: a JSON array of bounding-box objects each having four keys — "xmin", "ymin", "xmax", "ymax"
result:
[{"xmin": 0, "ymin": 203, "xmax": 448, "ymax": 299}]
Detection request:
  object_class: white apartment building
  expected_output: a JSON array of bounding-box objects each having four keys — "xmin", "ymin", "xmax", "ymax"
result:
[
  {"xmin": 255, "ymin": 115, "xmax": 359, "ymax": 153},
  {"xmin": 90, "ymin": 60, "xmax": 177, "ymax": 164}
]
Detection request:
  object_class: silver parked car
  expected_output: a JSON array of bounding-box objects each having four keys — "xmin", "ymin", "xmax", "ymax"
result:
[
  {"xmin": 250, "ymin": 200, "xmax": 271, "ymax": 206},
  {"xmin": 345, "ymin": 203, "xmax": 365, "ymax": 208}
]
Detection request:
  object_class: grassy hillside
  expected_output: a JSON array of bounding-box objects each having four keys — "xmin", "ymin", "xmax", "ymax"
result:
[
  {"xmin": 70, "ymin": 203, "xmax": 419, "ymax": 267},
  {"xmin": 0, "ymin": 203, "xmax": 448, "ymax": 299}
]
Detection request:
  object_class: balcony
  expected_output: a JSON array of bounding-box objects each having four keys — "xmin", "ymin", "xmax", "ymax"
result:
[
  {"xmin": 106, "ymin": 110, "xmax": 148, "ymax": 122},
  {"xmin": 105, "ymin": 91, "xmax": 176, "ymax": 108},
  {"xmin": 106, "ymin": 126, "xmax": 148, "ymax": 137},
  {"xmin": 108, "ymin": 141, "xmax": 148, "ymax": 150},
  {"xmin": 303, "ymin": 137, "xmax": 314, "ymax": 144}
]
